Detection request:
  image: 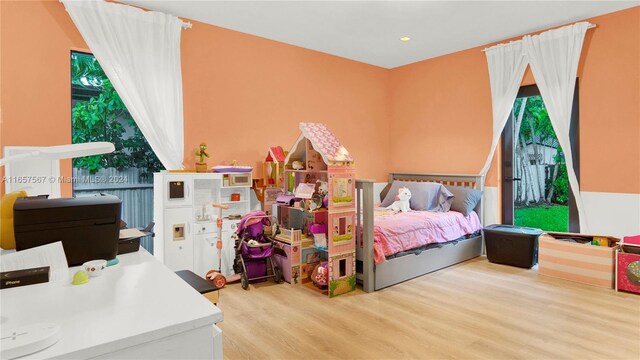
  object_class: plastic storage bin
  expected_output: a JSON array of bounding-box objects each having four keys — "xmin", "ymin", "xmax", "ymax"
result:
[{"xmin": 483, "ymin": 224, "xmax": 542, "ymax": 268}]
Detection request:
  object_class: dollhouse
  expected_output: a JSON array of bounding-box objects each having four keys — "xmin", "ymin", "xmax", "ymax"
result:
[
  {"xmin": 259, "ymin": 146, "xmax": 287, "ymax": 213},
  {"xmin": 263, "ymin": 146, "xmax": 287, "ymax": 188},
  {"xmin": 273, "ymin": 123, "xmax": 356, "ymax": 297}
]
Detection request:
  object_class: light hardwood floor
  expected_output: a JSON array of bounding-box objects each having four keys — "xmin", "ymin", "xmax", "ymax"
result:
[{"xmin": 216, "ymin": 257, "xmax": 640, "ymax": 360}]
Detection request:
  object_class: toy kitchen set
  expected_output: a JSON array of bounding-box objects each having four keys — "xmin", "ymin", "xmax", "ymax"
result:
[{"xmin": 153, "ymin": 171, "xmax": 252, "ymax": 278}]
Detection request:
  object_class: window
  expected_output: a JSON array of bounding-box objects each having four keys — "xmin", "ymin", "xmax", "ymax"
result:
[
  {"xmin": 71, "ymin": 51, "xmax": 163, "ymax": 252},
  {"xmin": 502, "ymin": 84, "xmax": 579, "ymax": 232}
]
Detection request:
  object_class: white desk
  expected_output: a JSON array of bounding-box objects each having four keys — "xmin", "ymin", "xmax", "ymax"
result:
[{"xmin": 1, "ymin": 249, "xmax": 223, "ymax": 359}]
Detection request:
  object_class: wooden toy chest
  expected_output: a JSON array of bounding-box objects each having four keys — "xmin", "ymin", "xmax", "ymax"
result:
[
  {"xmin": 615, "ymin": 235, "xmax": 640, "ymax": 294},
  {"xmin": 538, "ymin": 232, "xmax": 619, "ymax": 288}
]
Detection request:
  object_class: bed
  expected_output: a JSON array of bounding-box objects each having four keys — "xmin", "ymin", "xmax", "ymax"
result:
[{"xmin": 355, "ymin": 173, "xmax": 485, "ymax": 292}]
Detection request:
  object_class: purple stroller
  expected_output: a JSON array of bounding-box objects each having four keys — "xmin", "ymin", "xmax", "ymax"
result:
[{"xmin": 234, "ymin": 211, "xmax": 282, "ymax": 290}]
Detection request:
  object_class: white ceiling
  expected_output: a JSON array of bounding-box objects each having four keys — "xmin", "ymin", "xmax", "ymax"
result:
[{"xmin": 122, "ymin": 1, "xmax": 639, "ymax": 68}]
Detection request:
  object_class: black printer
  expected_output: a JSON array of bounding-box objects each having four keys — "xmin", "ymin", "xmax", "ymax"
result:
[{"xmin": 13, "ymin": 194, "xmax": 122, "ymax": 266}]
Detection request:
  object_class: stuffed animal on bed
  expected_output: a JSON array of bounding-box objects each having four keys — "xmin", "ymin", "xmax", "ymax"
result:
[{"xmin": 386, "ymin": 187, "xmax": 411, "ymax": 213}]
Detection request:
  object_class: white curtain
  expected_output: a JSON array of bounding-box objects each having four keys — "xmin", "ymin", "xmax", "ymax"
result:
[
  {"xmin": 480, "ymin": 41, "xmax": 528, "ymax": 175},
  {"xmin": 523, "ymin": 22, "xmax": 590, "ymax": 231},
  {"xmin": 62, "ymin": 0, "xmax": 185, "ymax": 170}
]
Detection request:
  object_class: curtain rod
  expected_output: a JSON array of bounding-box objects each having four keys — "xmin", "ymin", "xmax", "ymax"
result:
[
  {"xmin": 60, "ymin": 0, "xmax": 192, "ymax": 30},
  {"xmin": 481, "ymin": 22, "xmax": 596, "ymax": 52}
]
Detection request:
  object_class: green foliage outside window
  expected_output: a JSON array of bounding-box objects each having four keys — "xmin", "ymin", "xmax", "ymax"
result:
[
  {"xmin": 71, "ymin": 52, "xmax": 163, "ymax": 177},
  {"xmin": 514, "ymin": 96, "xmax": 569, "ymax": 205},
  {"xmin": 550, "ymin": 155, "xmax": 569, "ymax": 205}
]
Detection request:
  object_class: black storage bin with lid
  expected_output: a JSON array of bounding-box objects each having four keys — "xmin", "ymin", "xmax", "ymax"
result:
[{"xmin": 483, "ymin": 224, "xmax": 542, "ymax": 268}]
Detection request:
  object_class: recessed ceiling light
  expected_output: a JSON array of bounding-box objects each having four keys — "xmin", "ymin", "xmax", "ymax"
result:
[{"xmin": 400, "ymin": 36, "xmax": 411, "ymax": 42}]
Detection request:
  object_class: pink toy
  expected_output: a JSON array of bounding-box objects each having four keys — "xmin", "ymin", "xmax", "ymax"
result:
[
  {"xmin": 311, "ymin": 261, "xmax": 329, "ymax": 288},
  {"xmin": 309, "ymin": 223, "xmax": 327, "ymax": 235}
]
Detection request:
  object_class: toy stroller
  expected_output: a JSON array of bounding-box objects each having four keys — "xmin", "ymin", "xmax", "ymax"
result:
[{"xmin": 234, "ymin": 211, "xmax": 283, "ymax": 290}]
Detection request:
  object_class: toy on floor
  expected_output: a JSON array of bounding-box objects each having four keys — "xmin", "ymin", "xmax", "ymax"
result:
[
  {"xmin": 234, "ymin": 211, "xmax": 283, "ymax": 290},
  {"xmin": 386, "ymin": 187, "xmax": 411, "ymax": 213},
  {"xmin": 205, "ymin": 204, "xmax": 232, "ymax": 288}
]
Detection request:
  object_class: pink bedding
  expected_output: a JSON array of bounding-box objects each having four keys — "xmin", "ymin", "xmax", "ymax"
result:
[{"xmin": 372, "ymin": 209, "xmax": 482, "ymax": 264}]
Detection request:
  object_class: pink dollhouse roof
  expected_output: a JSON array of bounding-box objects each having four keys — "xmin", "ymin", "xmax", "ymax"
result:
[
  {"xmin": 265, "ymin": 146, "xmax": 286, "ymax": 162},
  {"xmin": 285, "ymin": 123, "xmax": 353, "ymax": 164}
]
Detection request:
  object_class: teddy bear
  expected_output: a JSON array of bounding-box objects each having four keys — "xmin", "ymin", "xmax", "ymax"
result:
[{"xmin": 386, "ymin": 187, "xmax": 411, "ymax": 213}]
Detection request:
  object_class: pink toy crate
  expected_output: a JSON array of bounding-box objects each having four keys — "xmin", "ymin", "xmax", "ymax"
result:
[
  {"xmin": 539, "ymin": 232, "xmax": 619, "ymax": 288},
  {"xmin": 615, "ymin": 235, "xmax": 640, "ymax": 294}
]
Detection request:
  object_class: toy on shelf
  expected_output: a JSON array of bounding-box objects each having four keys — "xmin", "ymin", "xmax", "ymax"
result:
[
  {"xmin": 317, "ymin": 180, "xmax": 329, "ymax": 208},
  {"xmin": 309, "ymin": 223, "xmax": 327, "ymax": 250},
  {"xmin": 212, "ymin": 160, "xmax": 252, "ymax": 173},
  {"xmin": 311, "ymin": 261, "xmax": 329, "ymax": 289},
  {"xmin": 194, "ymin": 143, "xmax": 209, "ymax": 173},
  {"xmin": 273, "ymin": 122, "xmax": 356, "ymax": 297},
  {"xmin": 291, "ymin": 160, "xmax": 305, "ymax": 170},
  {"xmin": 263, "ymin": 146, "xmax": 287, "ymax": 187}
]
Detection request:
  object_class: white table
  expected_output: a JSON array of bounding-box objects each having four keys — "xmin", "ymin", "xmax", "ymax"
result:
[{"xmin": 1, "ymin": 249, "xmax": 223, "ymax": 359}]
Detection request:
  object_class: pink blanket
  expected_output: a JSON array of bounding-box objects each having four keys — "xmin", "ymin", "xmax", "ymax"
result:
[{"xmin": 373, "ymin": 209, "xmax": 481, "ymax": 264}]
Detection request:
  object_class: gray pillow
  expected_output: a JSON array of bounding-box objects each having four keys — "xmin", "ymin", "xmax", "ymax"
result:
[
  {"xmin": 379, "ymin": 182, "xmax": 392, "ymax": 203},
  {"xmin": 380, "ymin": 181, "xmax": 454, "ymax": 212},
  {"xmin": 446, "ymin": 186, "xmax": 483, "ymax": 216}
]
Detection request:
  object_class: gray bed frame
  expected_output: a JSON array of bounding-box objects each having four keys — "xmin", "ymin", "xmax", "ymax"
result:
[{"xmin": 355, "ymin": 172, "xmax": 485, "ymax": 292}]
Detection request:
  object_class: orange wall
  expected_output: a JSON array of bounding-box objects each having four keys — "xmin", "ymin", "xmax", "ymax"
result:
[
  {"xmin": 1, "ymin": 0, "xmax": 88, "ymax": 197},
  {"xmin": 389, "ymin": 7, "xmax": 640, "ymax": 194},
  {"xmin": 181, "ymin": 20, "xmax": 391, "ymax": 181},
  {"xmin": 0, "ymin": 0, "xmax": 391, "ymax": 198},
  {"xmin": 1, "ymin": 1, "xmax": 638, "ymax": 198},
  {"xmin": 389, "ymin": 47, "xmax": 495, "ymax": 181}
]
